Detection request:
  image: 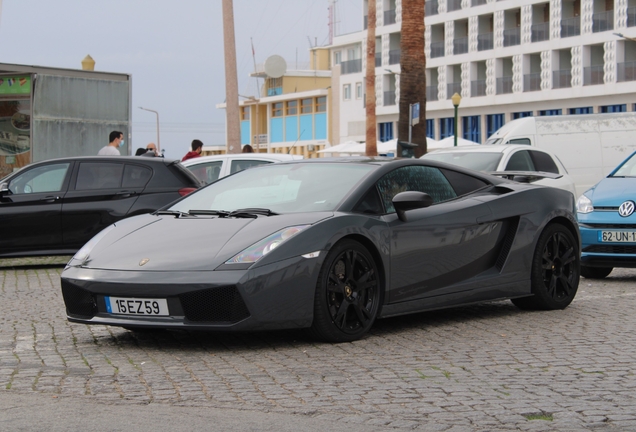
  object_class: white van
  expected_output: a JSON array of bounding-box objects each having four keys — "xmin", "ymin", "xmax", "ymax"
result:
[{"xmin": 484, "ymin": 113, "xmax": 636, "ymax": 197}]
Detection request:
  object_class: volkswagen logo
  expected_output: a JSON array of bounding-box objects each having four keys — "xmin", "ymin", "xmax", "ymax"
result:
[
  {"xmin": 618, "ymin": 201, "xmax": 635, "ymax": 217},
  {"xmin": 139, "ymin": 258, "xmax": 150, "ymax": 266}
]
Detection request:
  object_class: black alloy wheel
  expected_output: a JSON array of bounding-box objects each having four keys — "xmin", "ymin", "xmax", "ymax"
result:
[
  {"xmin": 512, "ymin": 223, "xmax": 580, "ymax": 310},
  {"xmin": 309, "ymin": 240, "xmax": 380, "ymax": 342}
]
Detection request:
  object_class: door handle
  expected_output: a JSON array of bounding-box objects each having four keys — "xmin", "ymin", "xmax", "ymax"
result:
[
  {"xmin": 40, "ymin": 196, "xmax": 60, "ymax": 202},
  {"xmin": 115, "ymin": 191, "xmax": 135, "ymax": 198}
]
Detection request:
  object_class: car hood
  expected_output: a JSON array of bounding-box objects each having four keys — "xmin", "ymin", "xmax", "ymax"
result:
[
  {"xmin": 586, "ymin": 177, "xmax": 636, "ymax": 206},
  {"xmin": 82, "ymin": 212, "xmax": 333, "ymax": 271}
]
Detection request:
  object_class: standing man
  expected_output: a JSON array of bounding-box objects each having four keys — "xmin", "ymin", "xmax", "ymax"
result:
[
  {"xmin": 98, "ymin": 131, "xmax": 124, "ymax": 155},
  {"xmin": 182, "ymin": 139, "xmax": 203, "ymax": 161},
  {"xmin": 143, "ymin": 142, "xmax": 161, "ymax": 157}
]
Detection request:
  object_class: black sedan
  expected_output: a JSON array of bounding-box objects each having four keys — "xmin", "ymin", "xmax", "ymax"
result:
[
  {"xmin": 0, "ymin": 156, "xmax": 200, "ymax": 257},
  {"xmin": 61, "ymin": 157, "xmax": 581, "ymax": 342}
]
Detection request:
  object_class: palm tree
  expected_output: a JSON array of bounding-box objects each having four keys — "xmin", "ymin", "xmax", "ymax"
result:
[
  {"xmin": 365, "ymin": 0, "xmax": 378, "ymax": 156},
  {"xmin": 398, "ymin": 0, "xmax": 427, "ymax": 157}
]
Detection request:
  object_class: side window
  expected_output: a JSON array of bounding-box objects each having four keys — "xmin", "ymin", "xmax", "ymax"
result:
[
  {"xmin": 230, "ymin": 159, "xmax": 272, "ymax": 174},
  {"xmin": 186, "ymin": 161, "xmax": 222, "ymax": 184},
  {"xmin": 507, "ymin": 138, "xmax": 531, "ymax": 145},
  {"xmin": 439, "ymin": 168, "xmax": 490, "ymax": 196},
  {"xmin": 377, "ymin": 166, "xmax": 457, "ymax": 214},
  {"xmin": 76, "ymin": 162, "xmax": 123, "ymax": 190},
  {"xmin": 528, "ymin": 150, "xmax": 559, "ymax": 174},
  {"xmin": 8, "ymin": 163, "xmax": 70, "ymax": 194},
  {"xmin": 505, "ymin": 151, "xmax": 535, "ymax": 171},
  {"xmin": 123, "ymin": 164, "xmax": 152, "ymax": 188},
  {"xmin": 353, "ymin": 188, "xmax": 384, "ymax": 215}
]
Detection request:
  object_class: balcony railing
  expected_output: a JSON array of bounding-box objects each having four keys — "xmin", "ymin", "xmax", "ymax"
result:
[
  {"xmin": 447, "ymin": 0, "xmax": 462, "ymax": 12},
  {"xmin": 617, "ymin": 61, "xmax": 636, "ymax": 82},
  {"xmin": 341, "ymin": 59, "xmax": 362, "ymax": 75},
  {"xmin": 384, "ymin": 9, "xmax": 396, "ymax": 25},
  {"xmin": 427, "ymin": 85, "xmax": 439, "ymax": 101},
  {"xmin": 496, "ymin": 76, "xmax": 513, "ymax": 94},
  {"xmin": 471, "ymin": 80, "xmax": 486, "ymax": 97},
  {"xmin": 446, "ymin": 82, "xmax": 461, "ymax": 98},
  {"xmin": 593, "ymin": 10, "xmax": 614, "ymax": 32},
  {"xmin": 430, "ymin": 41, "xmax": 445, "ymax": 58},
  {"xmin": 389, "ymin": 49, "xmax": 401, "ymax": 64},
  {"xmin": 384, "ymin": 90, "xmax": 396, "ymax": 106},
  {"xmin": 477, "ymin": 33, "xmax": 493, "ymax": 51},
  {"xmin": 503, "ymin": 28, "xmax": 520, "ymax": 46},
  {"xmin": 553, "ymin": 70, "xmax": 572, "ymax": 88},
  {"xmin": 584, "ymin": 65, "xmax": 604, "ymax": 85},
  {"xmin": 524, "ymin": 73, "xmax": 541, "ymax": 92},
  {"xmin": 629, "ymin": 7, "xmax": 636, "ymax": 27},
  {"xmin": 472, "ymin": 0, "xmax": 487, "ymax": 6},
  {"xmin": 375, "ymin": 53, "xmax": 381, "ymax": 67},
  {"xmin": 425, "ymin": 0, "xmax": 439, "ymax": 16},
  {"xmin": 531, "ymin": 22, "xmax": 550, "ymax": 42},
  {"xmin": 561, "ymin": 16, "xmax": 581, "ymax": 37},
  {"xmin": 454, "ymin": 37, "xmax": 468, "ymax": 54}
]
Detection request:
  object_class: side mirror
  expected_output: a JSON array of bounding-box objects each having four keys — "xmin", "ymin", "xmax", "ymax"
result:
[
  {"xmin": 393, "ymin": 191, "xmax": 433, "ymax": 222},
  {"xmin": 0, "ymin": 183, "xmax": 8, "ymax": 194}
]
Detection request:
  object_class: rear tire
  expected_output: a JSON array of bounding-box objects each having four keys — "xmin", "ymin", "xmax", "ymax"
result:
[
  {"xmin": 580, "ymin": 266, "xmax": 613, "ymax": 279},
  {"xmin": 512, "ymin": 223, "xmax": 580, "ymax": 310},
  {"xmin": 308, "ymin": 240, "xmax": 380, "ymax": 343}
]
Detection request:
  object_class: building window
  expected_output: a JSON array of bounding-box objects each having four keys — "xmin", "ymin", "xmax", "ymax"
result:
[
  {"xmin": 272, "ymin": 102, "xmax": 283, "ymax": 117},
  {"xmin": 300, "ymin": 98, "xmax": 312, "ymax": 114},
  {"xmin": 539, "ymin": 109, "xmax": 563, "ymax": 116},
  {"xmin": 286, "ymin": 100, "xmax": 297, "ymax": 115},
  {"xmin": 513, "ymin": 111, "xmax": 533, "ymax": 119},
  {"xmin": 355, "ymin": 82, "xmax": 362, "ymax": 99},
  {"xmin": 241, "ymin": 106, "xmax": 250, "ymax": 120},
  {"xmin": 600, "ymin": 104, "xmax": 626, "ymax": 113},
  {"xmin": 378, "ymin": 122, "xmax": 394, "ymax": 142},
  {"xmin": 426, "ymin": 119, "xmax": 435, "ymax": 139},
  {"xmin": 267, "ymin": 77, "xmax": 282, "ymax": 96},
  {"xmin": 334, "ymin": 51, "xmax": 341, "ymax": 65},
  {"xmin": 486, "ymin": 114, "xmax": 504, "ymax": 138},
  {"xmin": 440, "ymin": 117, "xmax": 455, "ymax": 139},
  {"xmin": 343, "ymin": 84, "xmax": 351, "ymax": 100},
  {"xmin": 569, "ymin": 107, "xmax": 593, "ymax": 114},
  {"xmin": 462, "ymin": 115, "xmax": 481, "ymax": 143},
  {"xmin": 315, "ymin": 96, "xmax": 326, "ymax": 113}
]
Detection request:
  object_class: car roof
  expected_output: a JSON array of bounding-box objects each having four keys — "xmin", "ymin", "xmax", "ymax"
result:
[
  {"xmin": 182, "ymin": 153, "xmax": 303, "ymax": 165},
  {"xmin": 425, "ymin": 144, "xmax": 554, "ymax": 155},
  {"xmin": 20, "ymin": 155, "xmax": 180, "ymax": 165}
]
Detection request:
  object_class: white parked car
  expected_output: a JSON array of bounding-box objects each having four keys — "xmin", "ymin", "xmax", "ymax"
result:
[
  {"xmin": 421, "ymin": 144, "xmax": 577, "ymax": 197},
  {"xmin": 182, "ymin": 153, "xmax": 303, "ymax": 184}
]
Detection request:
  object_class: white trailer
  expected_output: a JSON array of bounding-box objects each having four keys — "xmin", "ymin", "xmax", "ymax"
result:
[{"xmin": 484, "ymin": 113, "xmax": 636, "ymax": 197}]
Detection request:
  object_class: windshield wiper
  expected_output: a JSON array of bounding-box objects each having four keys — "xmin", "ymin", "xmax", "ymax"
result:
[
  {"xmin": 230, "ymin": 208, "xmax": 279, "ymax": 218},
  {"xmin": 155, "ymin": 210, "xmax": 193, "ymax": 218},
  {"xmin": 187, "ymin": 209, "xmax": 231, "ymax": 217}
]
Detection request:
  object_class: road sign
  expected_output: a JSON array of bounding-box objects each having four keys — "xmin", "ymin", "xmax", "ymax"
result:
[{"xmin": 411, "ymin": 102, "xmax": 420, "ymax": 126}]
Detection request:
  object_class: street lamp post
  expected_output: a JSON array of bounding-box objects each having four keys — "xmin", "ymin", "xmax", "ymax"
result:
[
  {"xmin": 451, "ymin": 92, "xmax": 461, "ymax": 147},
  {"xmin": 138, "ymin": 107, "xmax": 160, "ymax": 153}
]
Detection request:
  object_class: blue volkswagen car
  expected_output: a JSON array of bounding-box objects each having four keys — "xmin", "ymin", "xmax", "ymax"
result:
[{"xmin": 577, "ymin": 150, "xmax": 636, "ymax": 278}]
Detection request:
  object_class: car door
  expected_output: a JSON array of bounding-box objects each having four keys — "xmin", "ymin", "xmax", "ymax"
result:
[
  {"xmin": 61, "ymin": 161, "xmax": 147, "ymax": 248},
  {"xmin": 0, "ymin": 161, "xmax": 72, "ymax": 254},
  {"xmin": 379, "ymin": 166, "xmax": 499, "ymax": 303}
]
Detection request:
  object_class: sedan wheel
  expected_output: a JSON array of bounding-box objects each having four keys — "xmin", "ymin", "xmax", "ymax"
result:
[
  {"xmin": 512, "ymin": 223, "xmax": 580, "ymax": 310},
  {"xmin": 309, "ymin": 240, "xmax": 380, "ymax": 342}
]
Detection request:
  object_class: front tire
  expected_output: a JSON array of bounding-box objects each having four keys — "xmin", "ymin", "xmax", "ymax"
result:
[
  {"xmin": 308, "ymin": 240, "xmax": 380, "ymax": 342},
  {"xmin": 580, "ymin": 266, "xmax": 613, "ymax": 279},
  {"xmin": 512, "ymin": 223, "xmax": 580, "ymax": 310}
]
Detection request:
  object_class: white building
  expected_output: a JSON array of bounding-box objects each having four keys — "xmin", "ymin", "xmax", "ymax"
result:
[{"xmin": 329, "ymin": 0, "xmax": 636, "ymax": 145}]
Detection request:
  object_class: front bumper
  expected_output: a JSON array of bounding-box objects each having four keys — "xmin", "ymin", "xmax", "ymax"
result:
[
  {"xmin": 579, "ymin": 224, "xmax": 636, "ymax": 268},
  {"xmin": 61, "ymin": 254, "xmax": 324, "ymax": 331}
]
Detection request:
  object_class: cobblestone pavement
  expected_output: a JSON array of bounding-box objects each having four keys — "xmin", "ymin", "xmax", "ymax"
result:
[{"xmin": 1, "ymin": 258, "xmax": 635, "ymax": 431}]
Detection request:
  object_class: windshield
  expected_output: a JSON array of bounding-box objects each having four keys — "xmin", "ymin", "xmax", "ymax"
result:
[
  {"xmin": 423, "ymin": 152, "xmax": 503, "ymax": 172},
  {"xmin": 169, "ymin": 162, "xmax": 375, "ymax": 214},
  {"xmin": 611, "ymin": 153, "xmax": 636, "ymax": 177}
]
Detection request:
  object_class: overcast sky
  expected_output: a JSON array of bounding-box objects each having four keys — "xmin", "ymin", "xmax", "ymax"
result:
[{"xmin": 0, "ymin": 0, "xmax": 361, "ymax": 158}]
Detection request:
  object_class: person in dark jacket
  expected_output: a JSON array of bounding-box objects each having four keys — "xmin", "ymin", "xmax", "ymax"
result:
[{"xmin": 182, "ymin": 139, "xmax": 203, "ymax": 161}]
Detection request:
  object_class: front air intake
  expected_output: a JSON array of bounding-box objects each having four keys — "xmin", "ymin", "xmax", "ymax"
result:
[
  {"xmin": 61, "ymin": 281, "xmax": 98, "ymax": 318},
  {"xmin": 179, "ymin": 286, "xmax": 250, "ymax": 323}
]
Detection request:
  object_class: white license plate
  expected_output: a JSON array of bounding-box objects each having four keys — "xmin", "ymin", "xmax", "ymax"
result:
[
  {"xmin": 105, "ymin": 296, "xmax": 169, "ymax": 316},
  {"xmin": 599, "ymin": 231, "xmax": 636, "ymax": 243}
]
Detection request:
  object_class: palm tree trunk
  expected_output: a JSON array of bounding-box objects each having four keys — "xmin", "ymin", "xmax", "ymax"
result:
[
  {"xmin": 365, "ymin": 0, "xmax": 378, "ymax": 156},
  {"xmin": 398, "ymin": 0, "xmax": 427, "ymax": 157}
]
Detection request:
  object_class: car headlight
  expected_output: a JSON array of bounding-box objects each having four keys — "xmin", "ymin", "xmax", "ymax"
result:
[
  {"xmin": 226, "ymin": 225, "xmax": 310, "ymax": 264},
  {"xmin": 67, "ymin": 225, "xmax": 115, "ymax": 267},
  {"xmin": 576, "ymin": 194, "xmax": 594, "ymax": 214}
]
